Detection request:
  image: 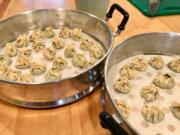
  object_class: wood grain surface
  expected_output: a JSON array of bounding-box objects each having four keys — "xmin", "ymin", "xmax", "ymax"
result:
[{"xmin": 0, "ymin": 0, "xmax": 179, "ymax": 135}]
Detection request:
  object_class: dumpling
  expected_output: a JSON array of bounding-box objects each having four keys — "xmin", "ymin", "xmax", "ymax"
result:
[
  {"xmin": 80, "ymin": 39, "xmax": 93, "ymax": 51},
  {"xmin": 170, "ymin": 104, "xmax": 180, "ymax": 120},
  {"xmin": 30, "ymin": 62, "xmax": 46, "ymax": 75},
  {"xmin": 113, "ymin": 76, "xmax": 131, "ymax": 94},
  {"xmin": 0, "ymin": 64, "xmax": 9, "ymax": 78},
  {"xmin": 0, "ymin": 55, "xmax": 12, "ymax": 66},
  {"xmin": 5, "ymin": 42, "xmax": 18, "ymax": 57},
  {"xmin": 64, "ymin": 43, "xmax": 76, "ymax": 58},
  {"xmin": 42, "ymin": 47, "xmax": 56, "ymax": 61},
  {"xmin": 115, "ymin": 99, "xmax": 130, "ymax": 118},
  {"xmin": 140, "ymin": 84, "xmax": 159, "ymax": 102},
  {"xmin": 168, "ymin": 58, "xmax": 180, "ymax": 73},
  {"xmin": 19, "ymin": 73, "xmax": 34, "ymax": 82},
  {"xmin": 72, "ymin": 54, "xmax": 88, "ymax": 68},
  {"xmin": 19, "ymin": 47, "xmax": 32, "ymax": 57},
  {"xmin": 44, "ymin": 27, "xmax": 55, "ymax": 38},
  {"xmin": 149, "ymin": 56, "xmax": 164, "ymax": 70},
  {"xmin": 89, "ymin": 57, "xmax": 98, "ymax": 65},
  {"xmin": 3, "ymin": 68, "xmax": 21, "ymax": 81},
  {"xmin": 90, "ymin": 45, "xmax": 103, "ymax": 59},
  {"xmin": 70, "ymin": 28, "xmax": 82, "ymax": 41},
  {"xmin": 45, "ymin": 68, "xmax": 61, "ymax": 81},
  {"xmin": 32, "ymin": 39, "xmax": 45, "ymax": 52},
  {"xmin": 52, "ymin": 56, "xmax": 67, "ymax": 71},
  {"xmin": 52, "ymin": 36, "xmax": 65, "ymax": 49},
  {"xmin": 119, "ymin": 64, "xmax": 135, "ymax": 80},
  {"xmin": 131, "ymin": 57, "xmax": 148, "ymax": 71},
  {"xmin": 30, "ymin": 29, "xmax": 44, "ymax": 42},
  {"xmin": 15, "ymin": 55, "xmax": 30, "ymax": 69},
  {"xmin": 59, "ymin": 27, "xmax": 71, "ymax": 39},
  {"xmin": 15, "ymin": 34, "xmax": 29, "ymax": 47},
  {"xmin": 153, "ymin": 73, "xmax": 175, "ymax": 89},
  {"xmin": 141, "ymin": 104, "xmax": 165, "ymax": 123}
]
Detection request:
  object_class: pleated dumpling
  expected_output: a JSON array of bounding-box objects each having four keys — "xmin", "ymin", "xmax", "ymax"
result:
[
  {"xmin": 32, "ymin": 39, "xmax": 45, "ymax": 52},
  {"xmin": 44, "ymin": 27, "xmax": 55, "ymax": 38},
  {"xmin": 45, "ymin": 68, "xmax": 61, "ymax": 81},
  {"xmin": 153, "ymin": 73, "xmax": 175, "ymax": 89},
  {"xmin": 90, "ymin": 45, "xmax": 103, "ymax": 59},
  {"xmin": 115, "ymin": 99, "xmax": 130, "ymax": 118},
  {"xmin": 170, "ymin": 104, "xmax": 180, "ymax": 120},
  {"xmin": 30, "ymin": 29, "xmax": 44, "ymax": 42},
  {"xmin": 16, "ymin": 34, "xmax": 29, "ymax": 47},
  {"xmin": 15, "ymin": 55, "xmax": 30, "ymax": 69},
  {"xmin": 19, "ymin": 47, "xmax": 32, "ymax": 57},
  {"xmin": 0, "ymin": 55, "xmax": 12, "ymax": 66},
  {"xmin": 64, "ymin": 43, "xmax": 76, "ymax": 58},
  {"xmin": 72, "ymin": 54, "xmax": 88, "ymax": 68},
  {"xmin": 19, "ymin": 73, "xmax": 34, "ymax": 82},
  {"xmin": 149, "ymin": 56, "xmax": 164, "ymax": 70},
  {"xmin": 42, "ymin": 47, "xmax": 56, "ymax": 61},
  {"xmin": 5, "ymin": 42, "xmax": 18, "ymax": 57},
  {"xmin": 119, "ymin": 64, "xmax": 135, "ymax": 80},
  {"xmin": 30, "ymin": 62, "xmax": 46, "ymax": 75},
  {"xmin": 2, "ymin": 68, "xmax": 21, "ymax": 81},
  {"xmin": 168, "ymin": 58, "xmax": 180, "ymax": 73},
  {"xmin": 141, "ymin": 104, "xmax": 165, "ymax": 124},
  {"xmin": 80, "ymin": 39, "xmax": 93, "ymax": 51},
  {"xmin": 59, "ymin": 27, "xmax": 71, "ymax": 39},
  {"xmin": 131, "ymin": 56, "xmax": 148, "ymax": 71},
  {"xmin": 52, "ymin": 56, "xmax": 67, "ymax": 71},
  {"xmin": 70, "ymin": 28, "xmax": 82, "ymax": 41},
  {"xmin": 52, "ymin": 36, "xmax": 65, "ymax": 49},
  {"xmin": 113, "ymin": 76, "xmax": 131, "ymax": 94},
  {"xmin": 140, "ymin": 84, "xmax": 159, "ymax": 102}
]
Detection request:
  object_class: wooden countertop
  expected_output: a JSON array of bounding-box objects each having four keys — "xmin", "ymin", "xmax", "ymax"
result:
[{"xmin": 0, "ymin": 0, "xmax": 179, "ymax": 135}]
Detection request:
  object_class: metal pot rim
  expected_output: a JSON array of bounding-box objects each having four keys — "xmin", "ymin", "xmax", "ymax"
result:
[{"xmin": 0, "ymin": 8, "xmax": 113, "ymax": 85}]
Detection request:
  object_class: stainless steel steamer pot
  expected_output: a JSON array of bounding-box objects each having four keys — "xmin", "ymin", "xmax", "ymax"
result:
[
  {"xmin": 0, "ymin": 4, "xmax": 129, "ymax": 108},
  {"xmin": 100, "ymin": 32, "xmax": 180, "ymax": 135}
]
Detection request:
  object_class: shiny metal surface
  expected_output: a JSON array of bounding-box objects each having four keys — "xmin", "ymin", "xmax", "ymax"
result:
[
  {"xmin": 104, "ymin": 32, "xmax": 180, "ymax": 134},
  {"xmin": 0, "ymin": 9, "xmax": 113, "ymax": 108}
]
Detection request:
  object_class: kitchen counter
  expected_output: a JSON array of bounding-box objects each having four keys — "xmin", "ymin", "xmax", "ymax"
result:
[{"xmin": 0, "ymin": 0, "xmax": 179, "ymax": 135}]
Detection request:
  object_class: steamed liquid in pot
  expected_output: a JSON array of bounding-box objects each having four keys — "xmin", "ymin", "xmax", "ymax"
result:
[
  {"xmin": 107, "ymin": 54, "xmax": 180, "ymax": 135},
  {"xmin": 0, "ymin": 29, "xmax": 105, "ymax": 84}
]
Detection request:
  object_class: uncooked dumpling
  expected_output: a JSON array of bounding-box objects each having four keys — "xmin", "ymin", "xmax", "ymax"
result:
[
  {"xmin": 115, "ymin": 99, "xmax": 130, "ymax": 118},
  {"xmin": 90, "ymin": 45, "xmax": 103, "ymax": 59},
  {"xmin": 19, "ymin": 47, "xmax": 32, "ymax": 57},
  {"xmin": 131, "ymin": 57, "xmax": 148, "ymax": 71},
  {"xmin": 15, "ymin": 55, "xmax": 30, "ymax": 69},
  {"xmin": 70, "ymin": 28, "xmax": 82, "ymax": 41},
  {"xmin": 42, "ymin": 47, "xmax": 56, "ymax": 61},
  {"xmin": 89, "ymin": 57, "xmax": 98, "ymax": 65},
  {"xmin": 0, "ymin": 55, "xmax": 12, "ymax": 66},
  {"xmin": 168, "ymin": 58, "xmax": 180, "ymax": 73},
  {"xmin": 72, "ymin": 54, "xmax": 88, "ymax": 68},
  {"xmin": 141, "ymin": 104, "xmax": 165, "ymax": 124},
  {"xmin": 149, "ymin": 56, "xmax": 164, "ymax": 70},
  {"xmin": 64, "ymin": 43, "xmax": 76, "ymax": 58},
  {"xmin": 2, "ymin": 68, "xmax": 21, "ymax": 81},
  {"xmin": 45, "ymin": 68, "xmax": 61, "ymax": 81},
  {"xmin": 44, "ymin": 27, "xmax": 55, "ymax": 38},
  {"xmin": 153, "ymin": 73, "xmax": 175, "ymax": 89},
  {"xmin": 5, "ymin": 42, "xmax": 18, "ymax": 57},
  {"xmin": 52, "ymin": 36, "xmax": 65, "ymax": 49},
  {"xmin": 119, "ymin": 64, "xmax": 135, "ymax": 80},
  {"xmin": 170, "ymin": 104, "xmax": 180, "ymax": 120},
  {"xmin": 113, "ymin": 76, "xmax": 131, "ymax": 94},
  {"xmin": 30, "ymin": 62, "xmax": 46, "ymax": 75},
  {"xmin": 59, "ymin": 27, "xmax": 71, "ymax": 39},
  {"xmin": 32, "ymin": 39, "xmax": 45, "ymax": 52},
  {"xmin": 140, "ymin": 84, "xmax": 159, "ymax": 102},
  {"xmin": 19, "ymin": 73, "xmax": 34, "ymax": 82},
  {"xmin": 16, "ymin": 34, "xmax": 29, "ymax": 47},
  {"xmin": 52, "ymin": 56, "xmax": 67, "ymax": 71},
  {"xmin": 30, "ymin": 29, "xmax": 44, "ymax": 42},
  {"xmin": 80, "ymin": 39, "xmax": 93, "ymax": 51}
]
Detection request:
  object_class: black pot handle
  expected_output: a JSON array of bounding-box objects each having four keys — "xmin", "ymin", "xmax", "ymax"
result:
[
  {"xmin": 106, "ymin": 3, "xmax": 129, "ymax": 36},
  {"xmin": 99, "ymin": 111, "xmax": 130, "ymax": 135}
]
